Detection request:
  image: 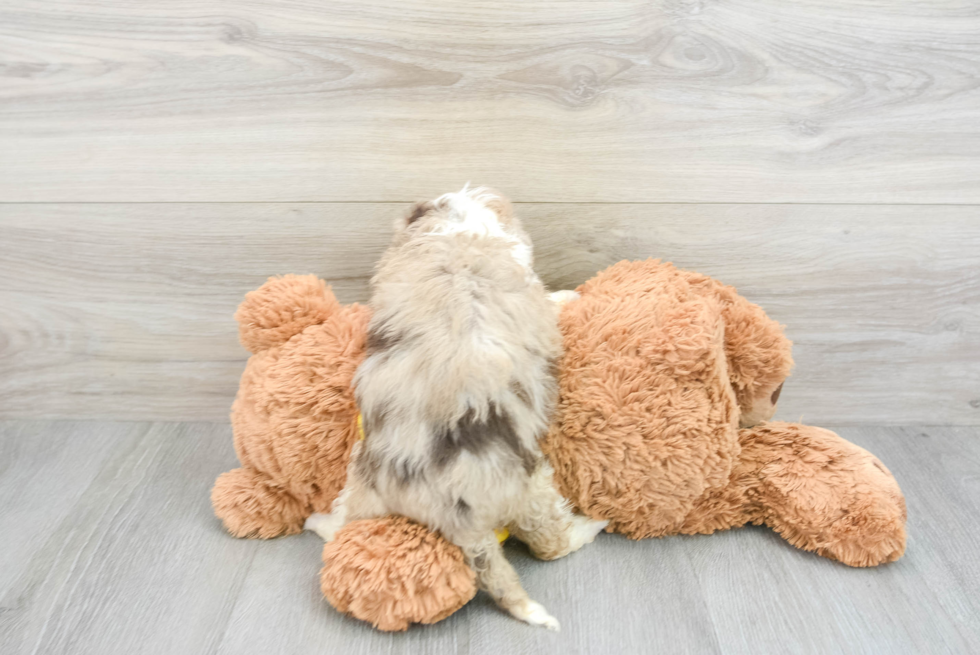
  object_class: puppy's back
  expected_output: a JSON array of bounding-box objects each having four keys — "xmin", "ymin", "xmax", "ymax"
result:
[{"xmin": 352, "ymin": 190, "xmax": 560, "ymax": 525}]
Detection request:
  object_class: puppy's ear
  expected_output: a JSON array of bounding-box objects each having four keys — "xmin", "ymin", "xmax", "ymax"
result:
[
  {"xmin": 481, "ymin": 191, "xmax": 513, "ymax": 223},
  {"xmin": 400, "ymin": 201, "xmax": 433, "ymax": 230}
]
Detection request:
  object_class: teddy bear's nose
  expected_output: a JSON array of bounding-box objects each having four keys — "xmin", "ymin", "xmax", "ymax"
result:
[{"xmin": 771, "ymin": 382, "xmax": 784, "ymax": 405}]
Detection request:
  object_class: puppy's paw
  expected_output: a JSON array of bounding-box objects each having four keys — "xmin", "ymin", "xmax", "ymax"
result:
[
  {"xmin": 511, "ymin": 600, "xmax": 560, "ymax": 631},
  {"xmin": 304, "ymin": 512, "xmax": 344, "ymax": 542},
  {"xmin": 568, "ymin": 515, "xmax": 608, "ymax": 552},
  {"xmin": 548, "ymin": 290, "xmax": 580, "ymax": 307}
]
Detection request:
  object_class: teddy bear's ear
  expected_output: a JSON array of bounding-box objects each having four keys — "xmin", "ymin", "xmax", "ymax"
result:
[
  {"xmin": 711, "ymin": 284, "xmax": 794, "ymax": 427},
  {"xmin": 235, "ymin": 274, "xmax": 340, "ymax": 353}
]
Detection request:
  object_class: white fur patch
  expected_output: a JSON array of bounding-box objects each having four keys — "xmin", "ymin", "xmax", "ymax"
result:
[
  {"xmin": 433, "ymin": 190, "xmax": 504, "ymax": 236},
  {"xmin": 509, "ymin": 241, "xmax": 532, "ymax": 269},
  {"xmin": 428, "ymin": 186, "xmax": 532, "ymax": 270},
  {"xmin": 511, "ymin": 600, "xmax": 561, "ymax": 631},
  {"xmin": 548, "ymin": 290, "xmax": 580, "ymax": 306},
  {"xmin": 304, "ymin": 511, "xmax": 345, "ymax": 542},
  {"xmin": 568, "ymin": 516, "xmax": 608, "ymax": 552}
]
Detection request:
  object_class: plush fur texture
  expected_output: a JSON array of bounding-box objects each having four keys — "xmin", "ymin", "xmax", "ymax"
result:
[
  {"xmin": 212, "ymin": 260, "xmax": 907, "ymax": 631},
  {"xmin": 212, "ymin": 274, "xmax": 369, "ymax": 538},
  {"xmin": 542, "ymin": 260, "xmax": 742, "ymax": 538},
  {"xmin": 321, "ymin": 516, "xmax": 477, "ymax": 631},
  {"xmin": 733, "ymin": 422, "xmax": 906, "ymax": 567},
  {"xmin": 542, "ymin": 259, "xmax": 796, "ymax": 538}
]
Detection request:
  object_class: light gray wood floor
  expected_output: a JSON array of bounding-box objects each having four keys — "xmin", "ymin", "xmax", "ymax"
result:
[{"xmin": 1, "ymin": 421, "xmax": 977, "ymax": 654}]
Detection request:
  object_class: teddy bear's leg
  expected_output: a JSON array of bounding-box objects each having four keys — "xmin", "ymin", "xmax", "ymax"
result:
[
  {"xmin": 211, "ymin": 467, "xmax": 310, "ymax": 539},
  {"xmin": 320, "ymin": 517, "xmax": 477, "ymax": 631},
  {"xmin": 743, "ymin": 422, "xmax": 907, "ymax": 567},
  {"xmin": 509, "ymin": 461, "xmax": 608, "ymax": 560}
]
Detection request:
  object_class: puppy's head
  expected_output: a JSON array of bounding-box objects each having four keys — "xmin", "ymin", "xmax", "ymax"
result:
[
  {"xmin": 395, "ymin": 186, "xmax": 524, "ymax": 241},
  {"xmin": 389, "ymin": 186, "xmax": 533, "ymax": 272}
]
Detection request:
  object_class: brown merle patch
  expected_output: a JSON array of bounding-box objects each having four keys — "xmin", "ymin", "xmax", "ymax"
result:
[
  {"xmin": 354, "ymin": 448, "xmax": 382, "ymax": 490},
  {"xmin": 431, "ymin": 403, "xmax": 538, "ymax": 475},
  {"xmin": 406, "ymin": 201, "xmax": 433, "ymax": 226},
  {"xmin": 366, "ymin": 321, "xmax": 403, "ymax": 353},
  {"xmin": 390, "ymin": 458, "xmax": 423, "ymax": 486},
  {"xmin": 362, "ymin": 406, "xmax": 389, "ymax": 436},
  {"xmin": 509, "ymin": 380, "xmax": 532, "ymax": 406}
]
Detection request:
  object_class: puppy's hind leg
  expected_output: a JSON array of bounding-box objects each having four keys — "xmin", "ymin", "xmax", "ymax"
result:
[
  {"xmin": 304, "ymin": 483, "xmax": 350, "ymax": 542},
  {"xmin": 304, "ymin": 480, "xmax": 386, "ymax": 542},
  {"xmin": 510, "ymin": 462, "xmax": 608, "ymax": 561},
  {"xmin": 305, "ymin": 446, "xmax": 385, "ymax": 542},
  {"xmin": 548, "ymin": 289, "xmax": 580, "ymax": 306},
  {"xmin": 461, "ymin": 532, "xmax": 560, "ymax": 631}
]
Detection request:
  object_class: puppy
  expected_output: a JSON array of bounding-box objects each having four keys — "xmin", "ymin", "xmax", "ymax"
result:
[{"xmin": 306, "ymin": 186, "xmax": 606, "ymax": 630}]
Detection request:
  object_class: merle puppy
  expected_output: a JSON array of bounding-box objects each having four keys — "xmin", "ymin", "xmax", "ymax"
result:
[{"xmin": 306, "ymin": 186, "xmax": 606, "ymax": 630}]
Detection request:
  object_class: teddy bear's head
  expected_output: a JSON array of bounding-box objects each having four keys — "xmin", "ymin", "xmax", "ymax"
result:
[
  {"xmin": 217, "ymin": 275, "xmax": 370, "ymax": 536},
  {"xmin": 541, "ymin": 260, "xmax": 793, "ymax": 538}
]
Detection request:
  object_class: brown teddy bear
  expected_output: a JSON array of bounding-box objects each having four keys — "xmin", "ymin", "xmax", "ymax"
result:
[{"xmin": 212, "ymin": 260, "xmax": 907, "ymax": 631}]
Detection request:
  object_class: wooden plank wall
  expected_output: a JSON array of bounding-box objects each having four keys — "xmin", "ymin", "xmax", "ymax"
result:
[
  {"xmin": 1, "ymin": 1, "xmax": 978, "ymax": 424},
  {"xmin": 2, "ymin": 203, "xmax": 977, "ymax": 424}
]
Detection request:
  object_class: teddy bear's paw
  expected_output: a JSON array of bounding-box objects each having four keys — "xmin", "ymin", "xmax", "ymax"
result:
[
  {"xmin": 510, "ymin": 600, "xmax": 560, "ymax": 631},
  {"xmin": 746, "ymin": 423, "xmax": 908, "ymax": 567},
  {"xmin": 211, "ymin": 467, "xmax": 308, "ymax": 539},
  {"xmin": 321, "ymin": 517, "xmax": 477, "ymax": 630},
  {"xmin": 305, "ymin": 511, "xmax": 345, "ymax": 542}
]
